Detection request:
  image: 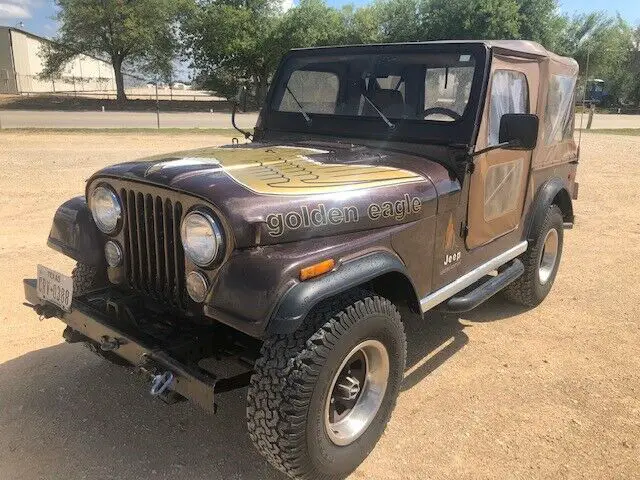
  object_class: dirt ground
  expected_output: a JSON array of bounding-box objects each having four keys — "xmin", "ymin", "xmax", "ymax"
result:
[{"xmin": 0, "ymin": 131, "xmax": 638, "ymax": 480}]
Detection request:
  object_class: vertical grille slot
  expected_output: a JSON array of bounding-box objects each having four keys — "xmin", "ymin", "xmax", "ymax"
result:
[{"xmin": 119, "ymin": 187, "xmax": 185, "ymax": 308}]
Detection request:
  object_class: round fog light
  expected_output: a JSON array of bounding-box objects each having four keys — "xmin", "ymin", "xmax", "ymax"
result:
[
  {"xmin": 104, "ymin": 241, "xmax": 123, "ymax": 267},
  {"xmin": 186, "ymin": 271, "xmax": 208, "ymax": 303}
]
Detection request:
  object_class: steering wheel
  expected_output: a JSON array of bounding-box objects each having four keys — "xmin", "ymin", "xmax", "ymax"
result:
[{"xmin": 423, "ymin": 107, "xmax": 462, "ymax": 121}]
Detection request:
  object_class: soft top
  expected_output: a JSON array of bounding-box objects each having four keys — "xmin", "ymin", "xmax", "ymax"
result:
[
  {"xmin": 292, "ymin": 40, "xmax": 578, "ymax": 73},
  {"xmin": 482, "ymin": 40, "xmax": 578, "ymax": 70}
]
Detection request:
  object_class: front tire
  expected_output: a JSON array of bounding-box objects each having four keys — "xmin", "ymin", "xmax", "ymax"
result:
[
  {"xmin": 504, "ymin": 204, "xmax": 564, "ymax": 307},
  {"xmin": 247, "ymin": 291, "xmax": 406, "ymax": 480}
]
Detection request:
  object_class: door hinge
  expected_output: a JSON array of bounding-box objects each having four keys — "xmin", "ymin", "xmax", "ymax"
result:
[{"xmin": 460, "ymin": 223, "xmax": 469, "ymax": 238}]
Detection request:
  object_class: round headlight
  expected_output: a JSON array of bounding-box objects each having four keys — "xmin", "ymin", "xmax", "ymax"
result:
[
  {"xmin": 90, "ymin": 186, "xmax": 122, "ymax": 234},
  {"xmin": 180, "ymin": 211, "xmax": 223, "ymax": 267}
]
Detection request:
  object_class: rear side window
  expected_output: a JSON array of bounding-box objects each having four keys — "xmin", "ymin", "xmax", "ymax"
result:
[
  {"xmin": 544, "ymin": 74, "xmax": 577, "ymax": 144},
  {"xmin": 279, "ymin": 70, "xmax": 339, "ymax": 114},
  {"xmin": 487, "ymin": 70, "xmax": 529, "ymax": 145}
]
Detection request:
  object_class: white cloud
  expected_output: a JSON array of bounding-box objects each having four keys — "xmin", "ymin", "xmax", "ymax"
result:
[
  {"xmin": 0, "ymin": 1, "xmax": 32, "ymax": 19},
  {"xmin": 280, "ymin": 0, "xmax": 294, "ymax": 12}
]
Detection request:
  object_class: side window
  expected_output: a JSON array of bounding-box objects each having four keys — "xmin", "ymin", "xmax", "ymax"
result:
[
  {"xmin": 487, "ymin": 70, "xmax": 529, "ymax": 145},
  {"xmin": 484, "ymin": 159, "xmax": 524, "ymax": 220},
  {"xmin": 544, "ymin": 74, "xmax": 577, "ymax": 144},
  {"xmin": 279, "ymin": 70, "xmax": 339, "ymax": 114}
]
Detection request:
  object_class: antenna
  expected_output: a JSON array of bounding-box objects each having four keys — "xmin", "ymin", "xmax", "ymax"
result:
[{"xmin": 577, "ymin": 48, "xmax": 590, "ymax": 160}]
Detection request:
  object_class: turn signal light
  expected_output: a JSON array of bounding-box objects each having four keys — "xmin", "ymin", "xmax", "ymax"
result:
[{"xmin": 300, "ymin": 259, "xmax": 335, "ymax": 281}]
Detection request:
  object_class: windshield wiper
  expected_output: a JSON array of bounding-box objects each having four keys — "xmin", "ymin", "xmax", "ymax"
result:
[
  {"xmin": 286, "ymin": 86, "xmax": 312, "ymax": 126},
  {"xmin": 361, "ymin": 94, "xmax": 395, "ymax": 129}
]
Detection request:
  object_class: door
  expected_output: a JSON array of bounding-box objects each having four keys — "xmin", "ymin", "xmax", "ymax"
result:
[{"xmin": 466, "ymin": 56, "xmax": 539, "ymax": 249}]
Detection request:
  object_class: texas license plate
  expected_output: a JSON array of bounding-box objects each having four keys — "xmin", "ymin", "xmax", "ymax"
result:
[{"xmin": 37, "ymin": 265, "xmax": 73, "ymax": 312}]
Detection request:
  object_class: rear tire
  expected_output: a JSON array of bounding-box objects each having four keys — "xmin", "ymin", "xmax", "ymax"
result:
[
  {"xmin": 504, "ymin": 204, "xmax": 564, "ymax": 307},
  {"xmin": 246, "ymin": 291, "xmax": 406, "ymax": 480}
]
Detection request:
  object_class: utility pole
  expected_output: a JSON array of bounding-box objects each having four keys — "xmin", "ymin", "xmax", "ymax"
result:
[{"xmin": 155, "ymin": 79, "xmax": 160, "ymax": 130}]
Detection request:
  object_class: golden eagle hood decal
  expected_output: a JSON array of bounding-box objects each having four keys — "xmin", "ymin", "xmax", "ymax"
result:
[
  {"xmin": 91, "ymin": 142, "xmax": 458, "ymax": 248},
  {"xmin": 144, "ymin": 146, "xmax": 424, "ymax": 196}
]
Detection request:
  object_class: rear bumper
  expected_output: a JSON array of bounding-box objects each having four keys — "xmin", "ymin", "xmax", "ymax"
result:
[{"xmin": 23, "ymin": 279, "xmax": 254, "ymax": 413}]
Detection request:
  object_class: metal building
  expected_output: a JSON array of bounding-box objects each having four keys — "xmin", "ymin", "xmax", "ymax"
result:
[{"xmin": 0, "ymin": 26, "xmax": 116, "ymax": 94}]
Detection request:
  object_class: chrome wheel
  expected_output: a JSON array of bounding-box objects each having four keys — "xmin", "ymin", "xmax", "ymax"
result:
[
  {"xmin": 324, "ymin": 339, "xmax": 389, "ymax": 446},
  {"xmin": 538, "ymin": 228, "xmax": 559, "ymax": 284}
]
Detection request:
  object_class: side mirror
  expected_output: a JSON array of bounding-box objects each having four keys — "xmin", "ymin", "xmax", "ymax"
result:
[
  {"xmin": 499, "ymin": 113, "xmax": 539, "ymax": 150},
  {"xmin": 234, "ymin": 85, "xmax": 247, "ymax": 107}
]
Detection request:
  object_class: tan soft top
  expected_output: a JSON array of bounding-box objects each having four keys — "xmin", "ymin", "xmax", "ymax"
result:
[{"xmin": 483, "ymin": 40, "xmax": 578, "ymax": 73}]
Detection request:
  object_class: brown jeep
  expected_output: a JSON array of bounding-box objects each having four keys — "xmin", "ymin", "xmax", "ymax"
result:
[{"xmin": 24, "ymin": 41, "xmax": 579, "ymax": 479}]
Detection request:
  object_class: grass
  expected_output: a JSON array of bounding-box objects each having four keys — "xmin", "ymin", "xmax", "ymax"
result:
[
  {"xmin": 0, "ymin": 127, "xmax": 248, "ymax": 136},
  {"xmin": 577, "ymin": 128, "xmax": 640, "ymax": 136}
]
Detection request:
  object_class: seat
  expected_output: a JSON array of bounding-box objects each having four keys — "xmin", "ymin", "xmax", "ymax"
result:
[{"xmin": 363, "ymin": 89, "xmax": 405, "ymax": 118}]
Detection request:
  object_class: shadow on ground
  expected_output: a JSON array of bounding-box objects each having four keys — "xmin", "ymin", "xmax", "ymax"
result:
[
  {"xmin": 0, "ymin": 342, "xmax": 286, "ymax": 480},
  {"xmin": 400, "ymin": 295, "xmax": 530, "ymax": 391},
  {"xmin": 0, "ymin": 297, "xmax": 527, "ymax": 479}
]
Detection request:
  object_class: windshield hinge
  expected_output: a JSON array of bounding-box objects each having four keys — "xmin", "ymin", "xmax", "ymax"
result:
[{"xmin": 467, "ymin": 161, "xmax": 475, "ymax": 175}]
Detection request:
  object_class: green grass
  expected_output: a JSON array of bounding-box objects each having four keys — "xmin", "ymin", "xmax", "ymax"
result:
[
  {"xmin": 0, "ymin": 127, "xmax": 248, "ymax": 136},
  {"xmin": 577, "ymin": 128, "xmax": 640, "ymax": 136}
]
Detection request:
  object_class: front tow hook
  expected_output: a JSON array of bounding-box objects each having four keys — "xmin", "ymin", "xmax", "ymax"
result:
[{"xmin": 150, "ymin": 371, "xmax": 175, "ymax": 396}]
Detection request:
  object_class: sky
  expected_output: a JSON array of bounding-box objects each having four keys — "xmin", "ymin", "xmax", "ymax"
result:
[{"xmin": 0, "ymin": 0, "xmax": 639, "ymax": 39}]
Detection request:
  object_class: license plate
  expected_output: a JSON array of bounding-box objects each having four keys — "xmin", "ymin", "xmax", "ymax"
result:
[{"xmin": 37, "ymin": 265, "xmax": 73, "ymax": 312}]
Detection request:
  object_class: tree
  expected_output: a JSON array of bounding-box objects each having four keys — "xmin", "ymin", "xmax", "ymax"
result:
[
  {"xmin": 514, "ymin": 0, "xmax": 565, "ymax": 49},
  {"xmin": 376, "ymin": 0, "xmax": 423, "ymax": 42},
  {"xmin": 339, "ymin": 4, "xmax": 383, "ymax": 44},
  {"xmin": 272, "ymin": 0, "xmax": 348, "ymax": 52},
  {"xmin": 182, "ymin": 0, "xmax": 278, "ymax": 103},
  {"xmin": 42, "ymin": 0, "xmax": 190, "ymax": 101},
  {"xmin": 185, "ymin": 0, "xmax": 640, "ymax": 106},
  {"xmin": 420, "ymin": 0, "xmax": 521, "ymax": 40},
  {"xmin": 184, "ymin": 0, "xmax": 348, "ymax": 103},
  {"xmin": 555, "ymin": 13, "xmax": 636, "ymax": 103}
]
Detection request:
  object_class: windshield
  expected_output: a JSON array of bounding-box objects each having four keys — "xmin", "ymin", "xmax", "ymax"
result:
[{"xmin": 273, "ymin": 52, "xmax": 476, "ymax": 123}]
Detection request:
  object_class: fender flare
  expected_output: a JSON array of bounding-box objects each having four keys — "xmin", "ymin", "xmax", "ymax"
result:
[
  {"xmin": 47, "ymin": 196, "xmax": 105, "ymax": 266},
  {"xmin": 525, "ymin": 177, "xmax": 574, "ymax": 242},
  {"xmin": 267, "ymin": 251, "xmax": 418, "ymax": 335}
]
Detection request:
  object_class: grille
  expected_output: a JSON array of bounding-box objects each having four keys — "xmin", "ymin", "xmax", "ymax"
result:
[{"xmin": 119, "ymin": 188, "xmax": 186, "ymax": 309}]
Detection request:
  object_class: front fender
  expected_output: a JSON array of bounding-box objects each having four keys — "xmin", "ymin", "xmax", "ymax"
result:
[
  {"xmin": 47, "ymin": 196, "xmax": 105, "ymax": 266},
  {"xmin": 203, "ymin": 225, "xmax": 422, "ymax": 338},
  {"xmin": 268, "ymin": 251, "xmax": 415, "ymax": 335}
]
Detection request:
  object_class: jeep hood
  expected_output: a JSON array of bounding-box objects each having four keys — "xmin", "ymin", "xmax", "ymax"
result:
[{"xmin": 90, "ymin": 143, "xmax": 459, "ymax": 247}]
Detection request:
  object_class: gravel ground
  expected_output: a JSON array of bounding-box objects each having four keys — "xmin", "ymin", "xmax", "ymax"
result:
[{"xmin": 0, "ymin": 131, "xmax": 639, "ymax": 480}]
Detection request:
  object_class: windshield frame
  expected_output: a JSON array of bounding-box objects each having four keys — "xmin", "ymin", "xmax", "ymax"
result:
[{"xmin": 260, "ymin": 42, "xmax": 490, "ymax": 147}]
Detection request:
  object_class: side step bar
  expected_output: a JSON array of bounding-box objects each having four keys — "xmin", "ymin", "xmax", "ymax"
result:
[
  {"xmin": 443, "ymin": 259, "xmax": 524, "ymax": 313},
  {"xmin": 420, "ymin": 241, "xmax": 528, "ymax": 312}
]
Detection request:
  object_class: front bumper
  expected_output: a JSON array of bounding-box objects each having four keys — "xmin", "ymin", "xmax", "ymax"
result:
[{"xmin": 23, "ymin": 279, "xmax": 255, "ymax": 413}]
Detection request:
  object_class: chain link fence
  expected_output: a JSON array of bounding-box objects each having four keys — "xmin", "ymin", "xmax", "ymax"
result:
[{"xmin": 12, "ymin": 73, "xmax": 223, "ymax": 102}]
